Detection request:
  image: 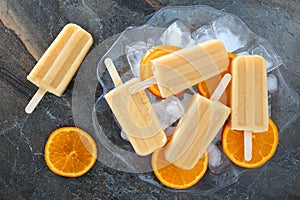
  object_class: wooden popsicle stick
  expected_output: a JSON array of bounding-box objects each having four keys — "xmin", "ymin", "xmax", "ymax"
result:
[
  {"xmin": 128, "ymin": 76, "xmax": 156, "ymax": 94},
  {"xmin": 104, "ymin": 58, "xmax": 123, "ymax": 87},
  {"xmin": 200, "ymin": 74, "xmax": 231, "ymax": 155},
  {"xmin": 244, "ymin": 131, "xmax": 252, "ymax": 161},
  {"xmin": 25, "ymin": 88, "xmax": 47, "ymax": 114},
  {"xmin": 210, "ymin": 73, "xmax": 231, "ymax": 101}
]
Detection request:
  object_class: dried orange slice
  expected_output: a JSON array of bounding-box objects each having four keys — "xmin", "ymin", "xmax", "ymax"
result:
[
  {"xmin": 140, "ymin": 45, "xmax": 182, "ymax": 98},
  {"xmin": 45, "ymin": 127, "xmax": 97, "ymax": 177},
  {"xmin": 152, "ymin": 136, "xmax": 208, "ymax": 189},
  {"xmin": 197, "ymin": 53, "xmax": 237, "ymax": 106},
  {"xmin": 222, "ymin": 119, "xmax": 279, "ymax": 168}
]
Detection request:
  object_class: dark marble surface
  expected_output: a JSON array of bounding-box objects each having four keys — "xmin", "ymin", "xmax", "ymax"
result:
[{"xmin": 0, "ymin": 0, "xmax": 299, "ymax": 199}]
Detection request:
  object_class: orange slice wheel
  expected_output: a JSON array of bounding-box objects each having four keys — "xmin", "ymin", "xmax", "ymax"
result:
[
  {"xmin": 151, "ymin": 136, "xmax": 208, "ymax": 189},
  {"xmin": 222, "ymin": 119, "xmax": 279, "ymax": 168},
  {"xmin": 140, "ymin": 45, "xmax": 182, "ymax": 98},
  {"xmin": 197, "ymin": 53, "xmax": 237, "ymax": 105},
  {"xmin": 45, "ymin": 127, "xmax": 97, "ymax": 177}
]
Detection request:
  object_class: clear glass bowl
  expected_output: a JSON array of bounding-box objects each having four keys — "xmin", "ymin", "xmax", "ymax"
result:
[{"xmin": 72, "ymin": 5, "xmax": 300, "ymax": 195}]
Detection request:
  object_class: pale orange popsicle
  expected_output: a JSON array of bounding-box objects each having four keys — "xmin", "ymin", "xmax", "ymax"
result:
[
  {"xmin": 164, "ymin": 94, "xmax": 231, "ymax": 170},
  {"xmin": 25, "ymin": 23, "xmax": 93, "ymax": 113},
  {"xmin": 230, "ymin": 55, "xmax": 268, "ymax": 161},
  {"xmin": 129, "ymin": 40, "xmax": 229, "ymax": 98},
  {"xmin": 104, "ymin": 58, "xmax": 167, "ymax": 156},
  {"xmin": 164, "ymin": 74, "xmax": 232, "ymax": 170}
]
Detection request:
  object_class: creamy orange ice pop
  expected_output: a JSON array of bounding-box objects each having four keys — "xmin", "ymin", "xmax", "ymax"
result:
[
  {"xmin": 25, "ymin": 23, "xmax": 93, "ymax": 113},
  {"xmin": 230, "ymin": 55, "xmax": 268, "ymax": 161},
  {"xmin": 129, "ymin": 40, "xmax": 229, "ymax": 98},
  {"xmin": 164, "ymin": 74, "xmax": 231, "ymax": 170},
  {"xmin": 104, "ymin": 58, "xmax": 167, "ymax": 156}
]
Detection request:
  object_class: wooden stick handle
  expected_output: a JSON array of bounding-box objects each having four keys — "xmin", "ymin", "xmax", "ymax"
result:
[
  {"xmin": 104, "ymin": 58, "xmax": 123, "ymax": 87},
  {"xmin": 210, "ymin": 73, "xmax": 231, "ymax": 101},
  {"xmin": 244, "ymin": 130, "xmax": 252, "ymax": 161},
  {"xmin": 128, "ymin": 76, "xmax": 156, "ymax": 94},
  {"xmin": 25, "ymin": 88, "xmax": 47, "ymax": 114}
]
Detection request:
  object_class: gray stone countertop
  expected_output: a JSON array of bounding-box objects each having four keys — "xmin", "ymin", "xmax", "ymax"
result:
[{"xmin": 0, "ymin": 0, "xmax": 299, "ymax": 199}]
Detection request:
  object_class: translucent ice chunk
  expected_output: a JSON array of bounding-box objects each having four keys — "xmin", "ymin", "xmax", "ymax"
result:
[
  {"xmin": 120, "ymin": 71, "xmax": 134, "ymax": 83},
  {"xmin": 237, "ymin": 51, "xmax": 249, "ymax": 56},
  {"xmin": 208, "ymin": 144, "xmax": 221, "ymax": 168},
  {"xmin": 180, "ymin": 93, "xmax": 194, "ymax": 109},
  {"xmin": 120, "ymin": 130, "xmax": 129, "ymax": 141},
  {"xmin": 212, "ymin": 15, "xmax": 248, "ymax": 52},
  {"xmin": 164, "ymin": 126, "xmax": 176, "ymax": 137},
  {"xmin": 267, "ymin": 74, "xmax": 278, "ymax": 93},
  {"xmin": 125, "ymin": 41, "xmax": 148, "ymax": 78},
  {"xmin": 159, "ymin": 20, "xmax": 196, "ymax": 48},
  {"xmin": 153, "ymin": 96, "xmax": 185, "ymax": 129},
  {"xmin": 208, "ymin": 144, "xmax": 231, "ymax": 173},
  {"xmin": 192, "ymin": 24, "xmax": 216, "ymax": 43},
  {"xmin": 248, "ymin": 42, "xmax": 283, "ymax": 71}
]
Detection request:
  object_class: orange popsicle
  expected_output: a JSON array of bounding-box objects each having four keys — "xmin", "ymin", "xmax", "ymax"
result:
[
  {"xmin": 230, "ymin": 55, "xmax": 268, "ymax": 161},
  {"xmin": 26, "ymin": 23, "xmax": 93, "ymax": 113},
  {"xmin": 129, "ymin": 40, "xmax": 229, "ymax": 98},
  {"xmin": 104, "ymin": 58, "xmax": 167, "ymax": 156},
  {"xmin": 164, "ymin": 74, "xmax": 232, "ymax": 170}
]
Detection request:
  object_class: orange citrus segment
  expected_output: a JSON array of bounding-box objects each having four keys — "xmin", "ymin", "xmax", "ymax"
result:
[
  {"xmin": 140, "ymin": 45, "xmax": 182, "ymax": 98},
  {"xmin": 45, "ymin": 127, "xmax": 97, "ymax": 177},
  {"xmin": 151, "ymin": 136, "xmax": 208, "ymax": 189},
  {"xmin": 197, "ymin": 53, "xmax": 237, "ymax": 106},
  {"xmin": 222, "ymin": 118, "xmax": 278, "ymax": 168}
]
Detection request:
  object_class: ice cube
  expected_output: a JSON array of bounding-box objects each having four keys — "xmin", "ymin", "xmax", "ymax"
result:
[
  {"xmin": 208, "ymin": 144, "xmax": 231, "ymax": 173},
  {"xmin": 208, "ymin": 144, "xmax": 222, "ymax": 168},
  {"xmin": 212, "ymin": 15, "xmax": 248, "ymax": 52},
  {"xmin": 192, "ymin": 24, "xmax": 216, "ymax": 43},
  {"xmin": 120, "ymin": 130, "xmax": 129, "ymax": 141},
  {"xmin": 164, "ymin": 126, "xmax": 176, "ymax": 136},
  {"xmin": 180, "ymin": 93, "xmax": 194, "ymax": 109},
  {"xmin": 153, "ymin": 96, "xmax": 184, "ymax": 129},
  {"xmin": 159, "ymin": 20, "xmax": 196, "ymax": 48},
  {"xmin": 120, "ymin": 71, "xmax": 134, "ymax": 83},
  {"xmin": 248, "ymin": 43, "xmax": 282, "ymax": 71},
  {"xmin": 267, "ymin": 74, "xmax": 278, "ymax": 93},
  {"xmin": 125, "ymin": 41, "xmax": 148, "ymax": 78},
  {"xmin": 237, "ymin": 51, "xmax": 249, "ymax": 56}
]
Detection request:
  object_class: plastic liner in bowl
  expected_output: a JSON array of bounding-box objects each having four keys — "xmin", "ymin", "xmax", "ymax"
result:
[{"xmin": 72, "ymin": 5, "xmax": 300, "ymax": 195}]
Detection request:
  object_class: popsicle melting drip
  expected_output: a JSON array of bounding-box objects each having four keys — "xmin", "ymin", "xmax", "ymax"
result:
[
  {"xmin": 25, "ymin": 23, "xmax": 93, "ymax": 113},
  {"xmin": 129, "ymin": 40, "xmax": 229, "ymax": 98},
  {"xmin": 104, "ymin": 58, "xmax": 167, "ymax": 156},
  {"xmin": 230, "ymin": 55, "xmax": 268, "ymax": 161},
  {"xmin": 164, "ymin": 74, "xmax": 231, "ymax": 170}
]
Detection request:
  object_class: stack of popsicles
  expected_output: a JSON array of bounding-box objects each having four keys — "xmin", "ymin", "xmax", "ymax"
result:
[
  {"xmin": 105, "ymin": 39, "xmax": 233, "ymax": 159},
  {"xmin": 105, "ymin": 39, "xmax": 269, "ymax": 166}
]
